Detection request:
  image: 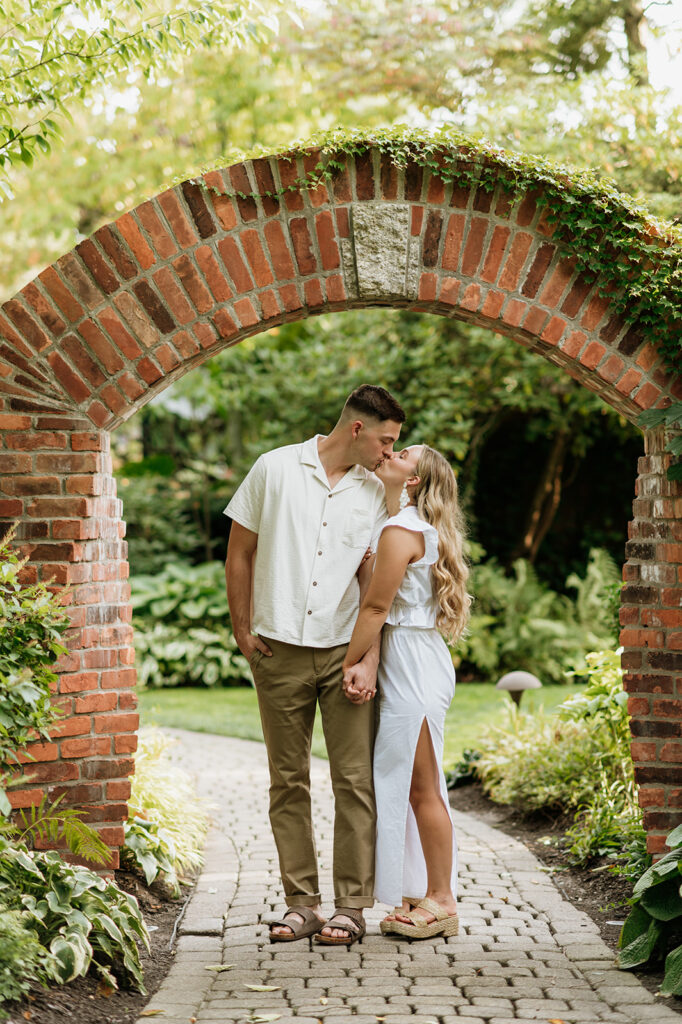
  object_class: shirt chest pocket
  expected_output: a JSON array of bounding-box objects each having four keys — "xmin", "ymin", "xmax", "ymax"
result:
[{"xmin": 342, "ymin": 508, "xmax": 374, "ymax": 549}]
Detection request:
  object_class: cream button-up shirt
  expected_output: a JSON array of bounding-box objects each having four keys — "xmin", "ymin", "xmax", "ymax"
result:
[{"xmin": 224, "ymin": 435, "xmax": 386, "ymax": 648}]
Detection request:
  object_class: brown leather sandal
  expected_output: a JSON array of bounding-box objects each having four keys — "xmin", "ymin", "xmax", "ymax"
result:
[
  {"xmin": 314, "ymin": 907, "xmax": 365, "ymax": 946},
  {"xmin": 268, "ymin": 905, "xmax": 326, "ymax": 943}
]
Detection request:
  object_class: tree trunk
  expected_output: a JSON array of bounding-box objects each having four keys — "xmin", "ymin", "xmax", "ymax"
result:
[
  {"xmin": 621, "ymin": 0, "xmax": 649, "ymax": 86},
  {"xmin": 510, "ymin": 429, "xmax": 570, "ymax": 564}
]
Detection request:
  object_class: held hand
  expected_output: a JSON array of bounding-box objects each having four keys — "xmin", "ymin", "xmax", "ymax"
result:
[
  {"xmin": 356, "ymin": 547, "xmax": 372, "ymax": 575},
  {"xmin": 342, "ymin": 662, "xmax": 377, "ymax": 704},
  {"xmin": 238, "ymin": 633, "xmax": 272, "ymax": 662}
]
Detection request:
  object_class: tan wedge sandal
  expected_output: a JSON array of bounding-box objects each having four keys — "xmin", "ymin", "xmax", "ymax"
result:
[{"xmin": 389, "ymin": 897, "xmax": 459, "ymax": 940}]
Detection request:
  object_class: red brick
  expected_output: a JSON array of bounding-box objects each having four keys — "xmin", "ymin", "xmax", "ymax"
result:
[
  {"xmin": 635, "ymin": 382, "xmax": 661, "ymax": 410},
  {"xmin": 136, "ymin": 356, "xmax": 163, "ymax": 385},
  {"xmin": 171, "ymin": 331, "xmax": 200, "ymax": 360},
  {"xmin": 480, "ymin": 226, "xmax": 510, "ymax": 284},
  {"xmin": 539, "ymin": 257, "xmax": 576, "ymax": 307},
  {"xmin": 579, "ymin": 341, "xmax": 606, "ymax": 370},
  {"xmin": 3, "ymin": 299, "xmax": 51, "ymax": 351},
  {"xmin": 136, "ymin": 201, "xmax": 177, "ymax": 259},
  {"xmin": 661, "ymin": 742, "xmax": 682, "ymax": 762},
  {"xmin": 240, "ymin": 229, "xmax": 275, "ymax": 286},
  {"xmin": 498, "ymin": 233, "xmax": 533, "ymax": 290},
  {"xmin": 94, "ymin": 225, "xmax": 137, "ymax": 281},
  {"xmin": 229, "ymin": 164, "xmax": 259, "ymax": 221},
  {"xmin": 502, "ymin": 299, "xmax": 526, "ymax": 327},
  {"xmin": 264, "ymin": 221, "xmax": 296, "ymax": 281},
  {"xmin": 2, "ymin": 475, "xmax": 59, "ymax": 496},
  {"xmin": 59, "ymin": 671, "xmax": 99, "ymax": 693},
  {"xmin": 153, "ymin": 342, "xmax": 180, "ymax": 374},
  {"xmin": 637, "ymin": 787, "xmax": 665, "ymax": 806},
  {"xmin": 51, "ymin": 714, "xmax": 92, "ymax": 738},
  {"xmin": 72, "ymin": 432, "xmax": 104, "ymax": 451},
  {"xmin": 516, "ymin": 190, "xmax": 538, "ymax": 226},
  {"xmin": 404, "ymin": 160, "xmax": 423, "ymax": 202},
  {"xmin": 16, "ymin": 740, "xmax": 58, "ymax": 764},
  {"xmin": 97, "ymin": 309, "xmax": 141, "ymax": 361},
  {"xmin": 107, "ymin": 779, "xmax": 132, "ymax": 801},
  {"xmin": 561, "ymin": 274, "xmax": 593, "ymax": 318},
  {"xmin": 439, "ymin": 278, "xmax": 460, "ymax": 306},
  {"xmin": 153, "ymin": 267, "xmax": 194, "ymax": 325},
  {"xmin": 46, "ymin": 352, "xmax": 91, "ymax": 403},
  {"xmin": 61, "ymin": 736, "xmax": 111, "ymax": 758},
  {"xmin": 615, "ymin": 367, "xmax": 642, "ymax": 396},
  {"xmin": 559, "ymin": 330, "xmax": 586, "ymax": 359},
  {"xmin": 193, "ymin": 248, "xmax": 230, "ymax": 304},
  {"xmin": 335, "ymin": 207, "xmax": 350, "ymax": 238},
  {"xmin": 325, "ymin": 275, "xmax": 346, "ymax": 304},
  {"xmin": 233, "ymin": 298, "xmax": 259, "ymax": 328},
  {"xmin": 204, "ymin": 171, "xmax": 238, "ymax": 230},
  {"xmin": 86, "ymin": 401, "xmax": 110, "ymax": 428},
  {"xmin": 380, "ymin": 153, "xmax": 398, "ymax": 200},
  {"xmin": 581, "ymin": 293, "xmax": 610, "ymax": 331},
  {"xmin": 259, "ymin": 289, "xmax": 280, "ymax": 319},
  {"xmin": 521, "ymin": 243, "xmax": 555, "ymax": 298},
  {"xmin": 541, "ymin": 316, "xmax": 567, "ymax": 347},
  {"xmin": 523, "ymin": 306, "xmax": 549, "ymax": 336},
  {"xmin": 114, "ymin": 733, "xmax": 139, "ymax": 754},
  {"xmin": 100, "ymin": 668, "xmax": 136, "ymax": 689},
  {"xmin": 61, "ymin": 334, "xmax": 106, "ymax": 387},
  {"xmin": 213, "ymin": 309, "xmax": 237, "ymax": 340},
  {"xmin": 481, "ymin": 290, "xmax": 505, "ymax": 319},
  {"xmin": 628, "ymin": 697, "xmax": 650, "ymax": 716},
  {"xmin": 113, "ymin": 293, "xmax": 157, "ymax": 349},
  {"xmin": 418, "ymin": 273, "xmax": 438, "ymax": 302},
  {"xmin": 636, "ymin": 344, "xmax": 659, "ymax": 372},
  {"xmin": 1, "ymin": 498, "xmax": 28, "ymax": 516},
  {"xmin": 315, "ymin": 211, "xmax": 340, "ymax": 271},
  {"xmin": 461, "ymin": 217, "xmax": 488, "ymax": 278},
  {"xmin": 0, "ymin": 453, "xmax": 31, "ymax": 472},
  {"xmin": 442, "ymin": 214, "xmax": 465, "ymax": 272},
  {"xmin": 115, "ymin": 213, "xmax": 155, "ymax": 270},
  {"xmin": 460, "ymin": 283, "xmax": 481, "ymax": 312},
  {"xmin": 289, "ymin": 218, "xmax": 317, "ymax": 276},
  {"xmin": 278, "ymin": 284, "xmax": 303, "ymax": 312},
  {"xmin": 411, "ymin": 206, "xmax": 424, "ymax": 236},
  {"xmin": 218, "ymin": 237, "xmax": 254, "ymax": 293},
  {"xmin": 181, "ymin": 180, "xmax": 217, "ymax": 239},
  {"xmin": 0, "ymin": 412, "xmax": 31, "ymax": 429},
  {"xmin": 304, "ymin": 279, "xmax": 324, "ymax": 308},
  {"xmin": 22, "ymin": 282, "xmax": 66, "ymax": 337},
  {"xmin": 76, "ymin": 239, "xmax": 119, "ymax": 294},
  {"xmin": 99, "ymin": 383, "xmax": 127, "ymax": 416},
  {"xmin": 8, "ymin": 788, "xmax": 45, "ymax": 809},
  {"xmin": 38, "ymin": 266, "xmax": 84, "ymax": 322},
  {"xmin": 158, "ymin": 189, "xmax": 198, "ymax": 248},
  {"xmin": 252, "ymin": 158, "xmax": 280, "ymax": 216},
  {"xmin": 277, "ymin": 157, "xmax": 305, "ymax": 212}
]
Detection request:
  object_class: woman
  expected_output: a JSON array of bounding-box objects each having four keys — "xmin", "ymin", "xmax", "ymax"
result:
[{"xmin": 343, "ymin": 444, "xmax": 471, "ymax": 939}]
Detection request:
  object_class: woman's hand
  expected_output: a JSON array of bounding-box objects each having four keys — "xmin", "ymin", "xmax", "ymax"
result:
[{"xmin": 343, "ymin": 662, "xmax": 377, "ymax": 704}]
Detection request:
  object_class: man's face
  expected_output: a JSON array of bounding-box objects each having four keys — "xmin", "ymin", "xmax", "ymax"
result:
[{"xmin": 352, "ymin": 419, "xmax": 402, "ymax": 471}]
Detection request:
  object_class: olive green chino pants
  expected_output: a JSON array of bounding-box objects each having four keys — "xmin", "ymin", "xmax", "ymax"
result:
[{"xmin": 250, "ymin": 636, "xmax": 376, "ymax": 910}]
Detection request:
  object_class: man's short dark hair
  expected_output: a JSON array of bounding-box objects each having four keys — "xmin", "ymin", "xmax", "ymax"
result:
[{"xmin": 343, "ymin": 385, "xmax": 405, "ymax": 424}]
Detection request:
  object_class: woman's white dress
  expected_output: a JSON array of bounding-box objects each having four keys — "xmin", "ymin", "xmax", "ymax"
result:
[{"xmin": 373, "ymin": 504, "xmax": 458, "ymax": 907}]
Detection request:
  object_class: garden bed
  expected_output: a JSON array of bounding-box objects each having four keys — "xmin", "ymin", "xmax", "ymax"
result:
[{"xmin": 6, "ymin": 870, "xmax": 193, "ymax": 1024}]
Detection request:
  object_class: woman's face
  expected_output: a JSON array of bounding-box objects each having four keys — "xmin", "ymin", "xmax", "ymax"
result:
[{"xmin": 376, "ymin": 444, "xmax": 423, "ymax": 485}]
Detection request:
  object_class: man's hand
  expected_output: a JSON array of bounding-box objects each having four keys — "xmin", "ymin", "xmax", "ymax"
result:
[
  {"xmin": 237, "ymin": 633, "xmax": 272, "ymax": 662},
  {"xmin": 342, "ymin": 660, "xmax": 377, "ymax": 704}
]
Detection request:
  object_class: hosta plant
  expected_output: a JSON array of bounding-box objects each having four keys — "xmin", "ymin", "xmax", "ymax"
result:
[
  {"xmin": 0, "ymin": 836, "xmax": 149, "ymax": 996},
  {"xmin": 618, "ymin": 823, "xmax": 682, "ymax": 995}
]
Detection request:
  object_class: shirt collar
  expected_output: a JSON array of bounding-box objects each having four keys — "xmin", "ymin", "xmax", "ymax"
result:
[{"xmin": 300, "ymin": 435, "xmax": 369, "ymax": 489}]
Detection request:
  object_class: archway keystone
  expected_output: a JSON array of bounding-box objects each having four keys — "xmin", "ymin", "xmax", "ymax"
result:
[{"xmin": 1, "ymin": 142, "xmax": 680, "ymax": 862}]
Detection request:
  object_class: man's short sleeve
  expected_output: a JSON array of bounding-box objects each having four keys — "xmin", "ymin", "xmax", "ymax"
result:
[{"xmin": 223, "ymin": 454, "xmax": 267, "ymax": 534}]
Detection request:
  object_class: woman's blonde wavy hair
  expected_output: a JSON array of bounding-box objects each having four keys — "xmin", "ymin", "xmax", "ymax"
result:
[{"xmin": 413, "ymin": 446, "xmax": 471, "ymax": 643}]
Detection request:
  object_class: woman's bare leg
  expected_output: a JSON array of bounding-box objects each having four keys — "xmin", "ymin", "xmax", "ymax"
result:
[{"xmin": 394, "ymin": 719, "xmax": 456, "ymax": 924}]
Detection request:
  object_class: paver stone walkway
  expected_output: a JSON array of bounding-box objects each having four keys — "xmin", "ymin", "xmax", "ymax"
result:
[{"xmin": 133, "ymin": 729, "xmax": 681, "ymax": 1024}]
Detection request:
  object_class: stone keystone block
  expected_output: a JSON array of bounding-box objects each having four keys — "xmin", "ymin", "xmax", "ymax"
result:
[{"xmin": 350, "ymin": 203, "xmax": 411, "ymax": 299}]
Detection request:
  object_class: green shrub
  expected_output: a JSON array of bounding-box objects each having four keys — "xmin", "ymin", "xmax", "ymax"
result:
[
  {"xmin": 474, "ymin": 648, "xmax": 646, "ymax": 874},
  {"xmin": 131, "ymin": 561, "xmax": 250, "ymax": 687},
  {"xmin": 618, "ymin": 823, "xmax": 682, "ymax": 995},
  {"xmin": 122, "ymin": 727, "xmax": 209, "ymax": 891},
  {"xmin": 455, "ymin": 549, "xmax": 618, "ymax": 683},
  {"xmin": 117, "ymin": 474, "xmax": 201, "ymax": 574},
  {"xmin": 0, "ymin": 837, "xmax": 149, "ymax": 997},
  {"xmin": 0, "ymin": 527, "xmax": 69, "ymax": 813},
  {"xmin": 0, "ymin": 905, "xmax": 51, "ymax": 1007}
]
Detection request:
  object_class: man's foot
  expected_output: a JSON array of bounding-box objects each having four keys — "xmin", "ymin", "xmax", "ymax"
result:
[
  {"xmin": 269, "ymin": 905, "xmax": 325, "ymax": 942},
  {"xmin": 315, "ymin": 907, "xmax": 366, "ymax": 945}
]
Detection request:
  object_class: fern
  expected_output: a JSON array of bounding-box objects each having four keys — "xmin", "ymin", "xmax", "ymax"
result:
[{"xmin": 0, "ymin": 795, "xmax": 112, "ymax": 867}]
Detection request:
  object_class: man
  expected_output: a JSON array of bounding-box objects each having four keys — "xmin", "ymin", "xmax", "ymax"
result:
[{"xmin": 224, "ymin": 384, "xmax": 405, "ymax": 945}]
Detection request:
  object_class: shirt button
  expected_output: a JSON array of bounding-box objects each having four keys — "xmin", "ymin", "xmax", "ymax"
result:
[
  {"xmin": 313, "ymin": 581, "xmax": 317, "ymax": 586},
  {"xmin": 307, "ymin": 610, "xmax": 312, "ymax": 615},
  {"xmin": 328, "ymin": 493, "xmax": 333, "ymax": 498},
  {"xmin": 322, "ymin": 522, "xmax": 327, "ymax": 527},
  {"xmin": 318, "ymin": 550, "xmax": 322, "ymax": 555}
]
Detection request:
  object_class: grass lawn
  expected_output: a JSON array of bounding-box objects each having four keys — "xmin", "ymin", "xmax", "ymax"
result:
[{"xmin": 138, "ymin": 680, "xmax": 584, "ymax": 768}]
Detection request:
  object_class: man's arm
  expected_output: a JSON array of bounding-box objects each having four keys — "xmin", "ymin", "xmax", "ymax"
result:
[
  {"xmin": 225, "ymin": 521, "xmax": 272, "ymax": 660},
  {"xmin": 343, "ymin": 554, "xmax": 380, "ymax": 704}
]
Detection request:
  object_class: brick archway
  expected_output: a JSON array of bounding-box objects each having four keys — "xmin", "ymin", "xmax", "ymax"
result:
[{"xmin": 1, "ymin": 143, "xmax": 680, "ymax": 862}]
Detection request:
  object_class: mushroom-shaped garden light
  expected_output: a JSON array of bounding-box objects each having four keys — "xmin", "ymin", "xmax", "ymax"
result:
[{"xmin": 495, "ymin": 670, "xmax": 542, "ymax": 707}]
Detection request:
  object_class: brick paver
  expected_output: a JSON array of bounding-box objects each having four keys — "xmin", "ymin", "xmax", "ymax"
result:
[{"xmin": 133, "ymin": 730, "xmax": 681, "ymax": 1024}]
